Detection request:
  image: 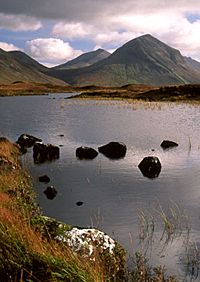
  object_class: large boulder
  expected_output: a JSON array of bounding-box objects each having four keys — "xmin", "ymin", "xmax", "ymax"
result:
[
  {"xmin": 138, "ymin": 156, "xmax": 162, "ymax": 178},
  {"xmin": 76, "ymin": 146, "xmax": 98, "ymax": 160},
  {"xmin": 44, "ymin": 186, "xmax": 57, "ymax": 200},
  {"xmin": 98, "ymin": 142, "xmax": 127, "ymax": 159},
  {"xmin": 16, "ymin": 134, "xmax": 42, "ymax": 148},
  {"xmin": 33, "ymin": 143, "xmax": 59, "ymax": 163},
  {"xmin": 56, "ymin": 227, "xmax": 126, "ymax": 280},
  {"xmin": 161, "ymin": 140, "xmax": 178, "ymax": 149}
]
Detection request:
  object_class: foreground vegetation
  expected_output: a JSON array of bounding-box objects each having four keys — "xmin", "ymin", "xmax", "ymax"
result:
[{"xmin": 0, "ymin": 138, "xmax": 121, "ymax": 281}]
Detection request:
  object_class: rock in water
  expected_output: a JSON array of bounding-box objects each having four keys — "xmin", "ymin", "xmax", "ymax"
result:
[
  {"xmin": 44, "ymin": 186, "xmax": 57, "ymax": 200},
  {"xmin": 76, "ymin": 201, "xmax": 84, "ymax": 206},
  {"xmin": 138, "ymin": 156, "xmax": 162, "ymax": 178},
  {"xmin": 76, "ymin": 146, "xmax": 98, "ymax": 160},
  {"xmin": 98, "ymin": 142, "xmax": 127, "ymax": 159},
  {"xmin": 33, "ymin": 143, "xmax": 59, "ymax": 163},
  {"xmin": 39, "ymin": 175, "xmax": 50, "ymax": 183},
  {"xmin": 16, "ymin": 134, "xmax": 42, "ymax": 148},
  {"xmin": 161, "ymin": 140, "xmax": 178, "ymax": 149}
]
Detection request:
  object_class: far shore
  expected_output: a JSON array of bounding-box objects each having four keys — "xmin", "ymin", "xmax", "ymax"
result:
[{"xmin": 1, "ymin": 81, "xmax": 200, "ymax": 102}]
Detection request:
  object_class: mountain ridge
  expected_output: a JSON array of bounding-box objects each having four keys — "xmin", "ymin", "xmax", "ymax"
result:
[
  {"xmin": 46, "ymin": 34, "xmax": 200, "ymax": 86},
  {"xmin": 53, "ymin": 48, "xmax": 110, "ymax": 70},
  {"xmin": 0, "ymin": 49, "xmax": 66, "ymax": 85},
  {"xmin": 1, "ymin": 34, "xmax": 200, "ymax": 87}
]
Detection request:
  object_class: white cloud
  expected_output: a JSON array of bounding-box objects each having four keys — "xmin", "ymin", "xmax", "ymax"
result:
[
  {"xmin": 25, "ymin": 38, "xmax": 83, "ymax": 66},
  {"xmin": 0, "ymin": 13, "xmax": 42, "ymax": 31},
  {"xmin": 0, "ymin": 42, "xmax": 20, "ymax": 51},
  {"xmin": 52, "ymin": 22, "xmax": 92, "ymax": 39}
]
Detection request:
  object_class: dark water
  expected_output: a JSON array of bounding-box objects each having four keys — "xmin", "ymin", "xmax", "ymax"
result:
[{"xmin": 1, "ymin": 93, "xmax": 200, "ymax": 279}]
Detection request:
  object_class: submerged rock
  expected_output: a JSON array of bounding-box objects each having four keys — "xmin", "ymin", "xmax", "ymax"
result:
[
  {"xmin": 76, "ymin": 146, "xmax": 98, "ymax": 160},
  {"xmin": 161, "ymin": 140, "xmax": 178, "ymax": 149},
  {"xmin": 33, "ymin": 143, "xmax": 59, "ymax": 163},
  {"xmin": 138, "ymin": 156, "xmax": 162, "ymax": 178},
  {"xmin": 39, "ymin": 175, "xmax": 50, "ymax": 183},
  {"xmin": 98, "ymin": 142, "xmax": 127, "ymax": 159},
  {"xmin": 44, "ymin": 186, "xmax": 57, "ymax": 200}
]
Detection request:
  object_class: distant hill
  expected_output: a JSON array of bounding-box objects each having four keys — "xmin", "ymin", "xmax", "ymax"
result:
[
  {"xmin": 53, "ymin": 49, "xmax": 110, "ymax": 70},
  {"xmin": 0, "ymin": 49, "xmax": 66, "ymax": 85},
  {"xmin": 46, "ymin": 34, "xmax": 200, "ymax": 86}
]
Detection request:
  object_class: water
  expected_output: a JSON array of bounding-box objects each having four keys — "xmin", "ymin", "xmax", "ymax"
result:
[{"xmin": 1, "ymin": 93, "xmax": 200, "ymax": 279}]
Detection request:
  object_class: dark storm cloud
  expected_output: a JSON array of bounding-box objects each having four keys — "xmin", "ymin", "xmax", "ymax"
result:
[
  {"xmin": 0, "ymin": 0, "xmax": 178, "ymax": 21},
  {"xmin": 0, "ymin": 0, "xmax": 112, "ymax": 20}
]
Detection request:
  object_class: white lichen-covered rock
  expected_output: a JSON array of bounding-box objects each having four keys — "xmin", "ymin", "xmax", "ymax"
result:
[
  {"xmin": 55, "ymin": 227, "xmax": 126, "ymax": 280},
  {"xmin": 56, "ymin": 227, "xmax": 116, "ymax": 257},
  {"xmin": 34, "ymin": 216, "xmax": 126, "ymax": 280}
]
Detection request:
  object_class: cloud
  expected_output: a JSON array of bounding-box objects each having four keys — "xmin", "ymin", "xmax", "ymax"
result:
[
  {"xmin": 0, "ymin": 13, "xmax": 42, "ymax": 31},
  {"xmin": 25, "ymin": 38, "xmax": 82, "ymax": 66},
  {"xmin": 52, "ymin": 22, "xmax": 92, "ymax": 39},
  {"xmin": 1, "ymin": 0, "xmax": 200, "ymax": 62},
  {"xmin": 0, "ymin": 42, "xmax": 20, "ymax": 51},
  {"xmin": 1, "ymin": 0, "xmax": 200, "ymax": 21}
]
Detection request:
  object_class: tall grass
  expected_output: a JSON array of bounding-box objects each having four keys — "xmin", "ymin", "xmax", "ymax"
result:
[{"xmin": 0, "ymin": 138, "xmax": 110, "ymax": 281}]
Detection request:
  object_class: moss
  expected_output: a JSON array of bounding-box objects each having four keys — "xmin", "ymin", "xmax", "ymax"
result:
[{"xmin": 31, "ymin": 215, "xmax": 73, "ymax": 239}]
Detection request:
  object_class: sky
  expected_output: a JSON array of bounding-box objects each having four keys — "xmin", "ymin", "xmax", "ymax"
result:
[{"xmin": 1, "ymin": 0, "xmax": 200, "ymax": 67}]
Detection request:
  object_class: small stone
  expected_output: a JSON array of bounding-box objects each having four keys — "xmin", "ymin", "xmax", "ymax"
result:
[
  {"xmin": 39, "ymin": 175, "xmax": 50, "ymax": 183},
  {"xmin": 161, "ymin": 140, "xmax": 178, "ymax": 149},
  {"xmin": 44, "ymin": 186, "xmax": 57, "ymax": 200},
  {"xmin": 76, "ymin": 201, "xmax": 84, "ymax": 206}
]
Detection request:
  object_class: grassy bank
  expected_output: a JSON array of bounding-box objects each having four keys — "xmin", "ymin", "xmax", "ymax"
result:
[
  {"xmin": 0, "ymin": 138, "xmax": 181, "ymax": 281},
  {"xmin": 0, "ymin": 138, "xmax": 121, "ymax": 281}
]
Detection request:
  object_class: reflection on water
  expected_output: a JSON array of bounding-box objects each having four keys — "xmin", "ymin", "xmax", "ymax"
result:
[{"xmin": 1, "ymin": 93, "xmax": 200, "ymax": 279}]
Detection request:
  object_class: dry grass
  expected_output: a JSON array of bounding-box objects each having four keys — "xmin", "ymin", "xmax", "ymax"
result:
[{"xmin": 0, "ymin": 138, "xmax": 109, "ymax": 281}]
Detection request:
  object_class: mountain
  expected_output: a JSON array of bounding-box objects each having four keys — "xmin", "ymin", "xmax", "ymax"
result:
[
  {"xmin": 0, "ymin": 49, "xmax": 66, "ymax": 85},
  {"xmin": 46, "ymin": 34, "xmax": 200, "ymax": 86},
  {"xmin": 53, "ymin": 49, "xmax": 110, "ymax": 70}
]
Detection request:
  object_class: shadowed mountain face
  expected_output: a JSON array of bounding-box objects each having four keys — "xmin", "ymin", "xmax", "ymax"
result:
[
  {"xmin": 47, "ymin": 34, "xmax": 200, "ymax": 86},
  {"xmin": 2, "ymin": 34, "xmax": 200, "ymax": 87},
  {"xmin": 53, "ymin": 49, "xmax": 111, "ymax": 70},
  {"xmin": 0, "ymin": 49, "xmax": 66, "ymax": 85}
]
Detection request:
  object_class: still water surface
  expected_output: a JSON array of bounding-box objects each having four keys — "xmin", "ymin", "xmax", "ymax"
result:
[{"xmin": 1, "ymin": 93, "xmax": 200, "ymax": 279}]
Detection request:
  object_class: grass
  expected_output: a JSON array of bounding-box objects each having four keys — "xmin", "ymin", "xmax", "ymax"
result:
[
  {"xmin": 0, "ymin": 138, "xmax": 122, "ymax": 281},
  {"xmin": 2, "ymin": 138, "xmax": 199, "ymax": 281},
  {"xmin": 127, "ymin": 252, "xmax": 178, "ymax": 282}
]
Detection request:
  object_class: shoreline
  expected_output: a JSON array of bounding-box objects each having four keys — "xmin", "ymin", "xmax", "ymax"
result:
[
  {"xmin": 1, "ymin": 82, "xmax": 200, "ymax": 103},
  {"xmin": 0, "ymin": 138, "xmax": 126, "ymax": 281}
]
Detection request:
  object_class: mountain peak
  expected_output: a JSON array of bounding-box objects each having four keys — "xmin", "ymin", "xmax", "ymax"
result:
[
  {"xmin": 49, "ymin": 34, "xmax": 200, "ymax": 86},
  {"xmin": 53, "ymin": 48, "xmax": 110, "ymax": 70}
]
